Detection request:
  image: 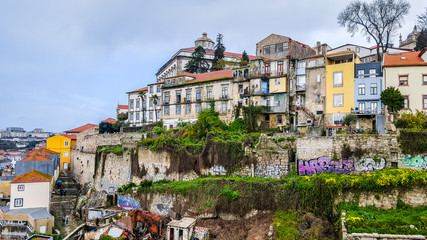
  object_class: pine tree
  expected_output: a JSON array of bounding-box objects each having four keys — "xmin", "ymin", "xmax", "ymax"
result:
[
  {"xmin": 414, "ymin": 29, "xmax": 427, "ymax": 51},
  {"xmin": 212, "ymin": 33, "xmax": 226, "ymax": 71},
  {"xmin": 240, "ymin": 50, "xmax": 249, "ymax": 66},
  {"xmin": 185, "ymin": 46, "xmax": 210, "ymax": 74}
]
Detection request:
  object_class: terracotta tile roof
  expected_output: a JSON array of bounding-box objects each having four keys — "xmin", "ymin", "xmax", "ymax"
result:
[
  {"xmin": 103, "ymin": 118, "xmax": 116, "ymax": 123},
  {"xmin": 181, "ymin": 47, "xmax": 257, "ymax": 60},
  {"xmin": 65, "ymin": 124, "xmax": 97, "ymax": 133},
  {"xmin": 11, "ymin": 170, "xmax": 52, "ymax": 183},
  {"xmin": 190, "ymin": 69, "xmax": 233, "ymax": 83},
  {"xmin": 384, "ymin": 51, "xmax": 427, "ymax": 67},
  {"xmin": 62, "ymin": 134, "xmax": 77, "ymax": 140},
  {"xmin": 127, "ymin": 87, "xmax": 148, "ymax": 94},
  {"xmin": 117, "ymin": 105, "xmax": 128, "ymax": 110},
  {"xmin": 21, "ymin": 156, "xmax": 52, "ymax": 162},
  {"xmin": 26, "ymin": 148, "xmax": 59, "ymax": 156}
]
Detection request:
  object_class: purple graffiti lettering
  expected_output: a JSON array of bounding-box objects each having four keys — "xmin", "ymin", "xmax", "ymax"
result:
[{"xmin": 298, "ymin": 157, "xmax": 355, "ymax": 176}]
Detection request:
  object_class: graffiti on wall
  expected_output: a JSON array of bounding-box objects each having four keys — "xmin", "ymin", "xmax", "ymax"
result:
[
  {"xmin": 298, "ymin": 157, "xmax": 354, "ymax": 175},
  {"xmin": 117, "ymin": 195, "xmax": 141, "ymax": 210},
  {"xmin": 155, "ymin": 197, "xmax": 172, "ymax": 215},
  {"xmin": 400, "ymin": 154, "xmax": 427, "ymax": 169},
  {"xmin": 255, "ymin": 164, "xmax": 289, "ymax": 178},
  {"xmin": 211, "ymin": 165, "xmax": 226, "ymax": 175},
  {"xmin": 354, "ymin": 158, "xmax": 386, "ymax": 172}
]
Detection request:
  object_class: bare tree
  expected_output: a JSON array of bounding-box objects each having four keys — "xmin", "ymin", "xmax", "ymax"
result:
[
  {"xmin": 418, "ymin": 8, "xmax": 427, "ymax": 30},
  {"xmin": 338, "ymin": 0, "xmax": 410, "ymax": 61}
]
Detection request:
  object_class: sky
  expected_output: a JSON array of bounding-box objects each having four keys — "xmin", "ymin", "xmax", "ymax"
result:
[{"xmin": 0, "ymin": 0, "xmax": 425, "ymax": 133}]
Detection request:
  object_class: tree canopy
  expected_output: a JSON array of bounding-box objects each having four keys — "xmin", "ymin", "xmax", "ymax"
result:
[
  {"xmin": 381, "ymin": 86, "xmax": 404, "ymax": 112},
  {"xmin": 185, "ymin": 46, "xmax": 210, "ymax": 74},
  {"xmin": 338, "ymin": 0, "xmax": 410, "ymax": 61},
  {"xmin": 415, "ymin": 29, "xmax": 427, "ymax": 51},
  {"xmin": 417, "ymin": 8, "xmax": 427, "ymax": 30},
  {"xmin": 212, "ymin": 33, "xmax": 226, "ymax": 71},
  {"xmin": 240, "ymin": 50, "xmax": 249, "ymax": 66}
]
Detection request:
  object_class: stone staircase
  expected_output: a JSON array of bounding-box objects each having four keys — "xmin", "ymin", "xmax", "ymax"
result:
[{"xmin": 50, "ymin": 171, "xmax": 83, "ymax": 236}]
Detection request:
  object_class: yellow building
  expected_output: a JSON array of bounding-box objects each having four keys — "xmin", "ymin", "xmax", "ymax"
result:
[
  {"xmin": 325, "ymin": 51, "xmax": 360, "ymax": 125},
  {"xmin": 46, "ymin": 135, "xmax": 76, "ymax": 170}
]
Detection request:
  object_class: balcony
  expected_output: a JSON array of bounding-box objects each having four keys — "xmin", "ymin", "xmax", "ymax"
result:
[
  {"xmin": 220, "ymin": 95, "xmax": 228, "ymax": 100},
  {"xmin": 296, "ymin": 83, "xmax": 306, "ymax": 91},
  {"xmin": 233, "ymin": 69, "xmax": 286, "ymax": 81},
  {"xmin": 351, "ymin": 108, "xmax": 383, "ymax": 115}
]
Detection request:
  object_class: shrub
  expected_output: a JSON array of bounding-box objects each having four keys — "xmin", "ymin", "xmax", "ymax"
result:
[{"xmin": 218, "ymin": 185, "xmax": 239, "ymax": 202}]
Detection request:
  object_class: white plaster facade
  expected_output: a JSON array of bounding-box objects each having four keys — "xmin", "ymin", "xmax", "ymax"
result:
[{"xmin": 10, "ymin": 181, "xmax": 50, "ymax": 211}]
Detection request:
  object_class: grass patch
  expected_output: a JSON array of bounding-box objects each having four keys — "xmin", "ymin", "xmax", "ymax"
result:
[{"xmin": 343, "ymin": 203, "xmax": 427, "ymax": 235}]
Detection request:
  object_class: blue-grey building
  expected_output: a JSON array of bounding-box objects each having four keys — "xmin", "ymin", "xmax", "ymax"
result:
[{"xmin": 353, "ymin": 62, "xmax": 385, "ymax": 134}]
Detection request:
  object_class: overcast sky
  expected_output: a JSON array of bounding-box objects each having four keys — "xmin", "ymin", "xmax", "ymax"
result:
[{"xmin": 0, "ymin": 0, "xmax": 425, "ymax": 133}]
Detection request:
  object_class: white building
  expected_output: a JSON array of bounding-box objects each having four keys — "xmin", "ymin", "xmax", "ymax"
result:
[
  {"xmin": 127, "ymin": 82, "xmax": 163, "ymax": 126},
  {"xmin": 156, "ymin": 32, "xmax": 256, "ymax": 82}
]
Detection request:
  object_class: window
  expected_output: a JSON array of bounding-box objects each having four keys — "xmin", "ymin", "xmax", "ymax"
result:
[
  {"xmin": 164, "ymin": 106, "xmax": 169, "ymax": 115},
  {"xmin": 18, "ymin": 185, "xmax": 25, "ymax": 191},
  {"xmin": 238, "ymin": 84, "xmax": 243, "ymax": 93},
  {"xmin": 14, "ymin": 198, "xmax": 23, "ymax": 207},
  {"xmin": 222, "ymin": 86, "xmax": 228, "ymax": 99},
  {"xmin": 423, "ymin": 75, "xmax": 427, "ymax": 85},
  {"xmin": 64, "ymin": 140, "xmax": 69, "ymax": 147},
  {"xmin": 371, "ymin": 102, "xmax": 378, "ymax": 112},
  {"xmin": 403, "ymin": 96, "xmax": 409, "ymax": 109},
  {"xmin": 289, "ymin": 79, "xmax": 293, "ymax": 89},
  {"xmin": 196, "ymin": 104, "xmax": 201, "ymax": 113},
  {"xmin": 164, "ymin": 93, "xmax": 170, "ymax": 104},
  {"xmin": 277, "ymin": 115, "xmax": 282, "ymax": 124},
  {"xmin": 130, "ymin": 100, "xmax": 134, "ymax": 109},
  {"xmin": 149, "ymin": 99, "xmax": 153, "ymax": 107},
  {"xmin": 357, "ymin": 69, "xmax": 365, "ymax": 78},
  {"xmin": 156, "ymin": 111, "xmax": 160, "ymax": 120},
  {"xmin": 176, "ymin": 92, "xmax": 181, "ymax": 103},
  {"xmin": 156, "ymin": 85, "xmax": 161, "ymax": 92},
  {"xmin": 275, "ymin": 78, "xmax": 280, "ymax": 85},
  {"xmin": 167, "ymin": 80, "xmax": 170, "ymax": 87},
  {"xmin": 196, "ymin": 90, "xmax": 202, "ymax": 102},
  {"xmin": 424, "ymin": 95, "xmax": 427, "ymax": 109},
  {"xmin": 276, "ymin": 43, "xmax": 283, "ymax": 52},
  {"xmin": 149, "ymin": 112, "xmax": 153, "ymax": 119},
  {"xmin": 149, "ymin": 86, "xmax": 153, "ymax": 93},
  {"xmin": 317, "ymin": 74, "xmax": 321, "ymax": 82},
  {"xmin": 359, "ymin": 102, "xmax": 365, "ymax": 111},
  {"xmin": 172, "ymin": 79, "xmax": 176, "ymax": 85},
  {"xmin": 316, "ymin": 95, "xmax": 321, "ymax": 101},
  {"xmin": 136, "ymin": 99, "xmax": 140, "ymax": 108},
  {"xmin": 186, "ymin": 104, "xmax": 191, "ymax": 114},
  {"xmin": 265, "ymin": 63, "xmax": 270, "ymax": 73},
  {"xmin": 297, "ymin": 61, "xmax": 305, "ymax": 68},
  {"xmin": 136, "ymin": 113, "xmax": 140, "ymax": 120},
  {"xmin": 277, "ymin": 61, "xmax": 284, "ymax": 75},
  {"xmin": 370, "ymin": 83, "xmax": 378, "ymax": 95},
  {"xmin": 309, "ymin": 60, "xmax": 316, "ymax": 67},
  {"xmin": 369, "ymin": 69, "xmax": 376, "ymax": 77},
  {"xmin": 399, "ymin": 75, "xmax": 408, "ymax": 86},
  {"xmin": 270, "ymin": 45, "xmax": 275, "ymax": 54},
  {"xmin": 283, "ymin": 42, "xmax": 289, "ymax": 52},
  {"xmin": 333, "ymin": 94, "xmax": 344, "ymax": 107},
  {"xmin": 176, "ymin": 105, "xmax": 181, "ymax": 114},
  {"xmin": 186, "ymin": 91, "xmax": 191, "ymax": 102},
  {"xmin": 358, "ymin": 84, "xmax": 365, "ymax": 95},
  {"xmin": 207, "ymin": 87, "xmax": 213, "ymax": 100},
  {"xmin": 333, "ymin": 72, "xmax": 343, "ymax": 87},
  {"xmin": 222, "ymin": 103, "xmax": 227, "ymax": 112},
  {"xmin": 129, "ymin": 113, "xmax": 134, "ymax": 121},
  {"xmin": 64, "ymin": 151, "xmax": 69, "ymax": 157},
  {"xmin": 263, "ymin": 46, "xmax": 270, "ymax": 54}
]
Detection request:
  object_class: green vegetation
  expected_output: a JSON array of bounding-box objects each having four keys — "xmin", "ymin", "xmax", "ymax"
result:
[
  {"xmin": 398, "ymin": 129, "xmax": 427, "ymax": 155},
  {"xmin": 273, "ymin": 210, "xmax": 301, "ymax": 240},
  {"xmin": 218, "ymin": 185, "xmax": 239, "ymax": 202},
  {"xmin": 343, "ymin": 203, "xmax": 427, "ymax": 235},
  {"xmin": 96, "ymin": 145, "xmax": 124, "ymax": 156},
  {"xmin": 132, "ymin": 168, "xmax": 427, "ymax": 222},
  {"xmin": 184, "ymin": 46, "xmax": 210, "ymax": 74},
  {"xmin": 394, "ymin": 111, "xmax": 427, "ymax": 130},
  {"xmin": 381, "ymin": 87, "xmax": 404, "ymax": 113}
]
